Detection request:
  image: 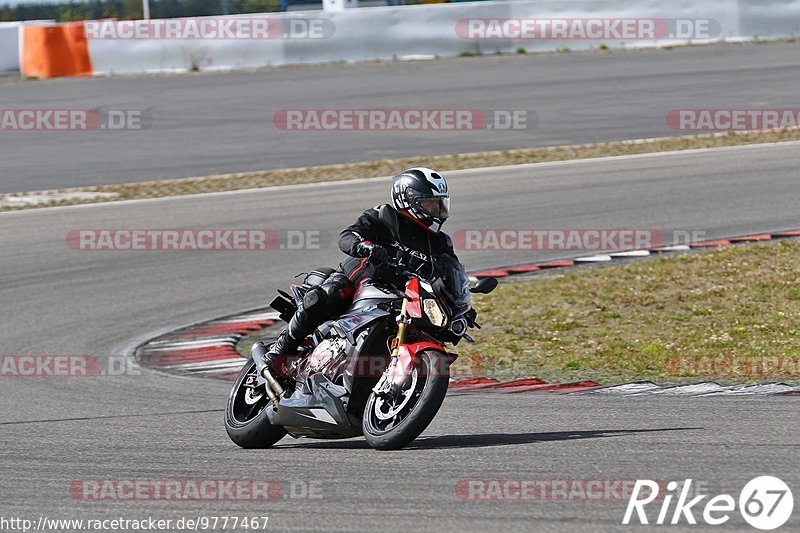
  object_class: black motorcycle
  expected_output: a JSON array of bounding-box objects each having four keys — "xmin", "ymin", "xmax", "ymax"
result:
[{"xmin": 225, "ymin": 254, "xmax": 497, "ymax": 450}]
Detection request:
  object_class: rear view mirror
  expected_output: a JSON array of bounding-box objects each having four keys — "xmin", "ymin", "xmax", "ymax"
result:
[{"xmin": 471, "ymin": 277, "xmax": 498, "ymax": 294}]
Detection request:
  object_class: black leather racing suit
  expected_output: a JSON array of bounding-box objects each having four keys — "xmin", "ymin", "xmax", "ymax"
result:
[
  {"xmin": 338, "ymin": 203, "xmax": 458, "ymax": 286},
  {"xmin": 266, "ymin": 204, "xmax": 458, "ymax": 359}
]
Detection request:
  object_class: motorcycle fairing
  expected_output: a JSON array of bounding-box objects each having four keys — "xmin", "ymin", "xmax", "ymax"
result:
[
  {"xmin": 272, "ymin": 372, "xmax": 361, "ymax": 438},
  {"xmin": 335, "ymin": 308, "xmax": 390, "ymax": 345},
  {"xmin": 347, "ymin": 283, "xmax": 398, "ymax": 312},
  {"xmin": 268, "ymin": 313, "xmax": 391, "ymax": 439},
  {"xmin": 405, "ymin": 278, "xmax": 423, "ymax": 318}
]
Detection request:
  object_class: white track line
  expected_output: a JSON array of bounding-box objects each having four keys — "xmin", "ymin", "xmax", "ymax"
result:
[
  {"xmin": 609, "ymin": 250, "xmax": 651, "ymax": 258},
  {"xmin": 574, "ymin": 254, "xmax": 613, "ymax": 262},
  {"xmin": 144, "ymin": 337, "xmax": 239, "ymax": 350},
  {"xmin": 4, "ymin": 140, "xmax": 800, "ymax": 215},
  {"xmin": 654, "ymin": 245, "xmax": 691, "ymax": 252},
  {"xmin": 579, "ymin": 381, "xmax": 798, "ymax": 396},
  {"xmin": 159, "ymin": 359, "xmax": 247, "ymax": 372},
  {"xmin": 214, "ymin": 311, "xmax": 281, "ymax": 324},
  {"xmin": 699, "ymin": 383, "xmax": 797, "ymax": 396},
  {"xmin": 581, "ymin": 382, "xmax": 662, "ymax": 395}
]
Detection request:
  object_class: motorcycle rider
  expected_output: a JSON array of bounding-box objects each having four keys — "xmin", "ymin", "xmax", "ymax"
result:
[{"xmin": 256, "ymin": 167, "xmax": 458, "ymax": 373}]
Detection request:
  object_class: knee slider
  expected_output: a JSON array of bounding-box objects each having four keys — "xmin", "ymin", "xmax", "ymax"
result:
[
  {"xmin": 302, "ymin": 286, "xmax": 327, "ymax": 316},
  {"xmin": 324, "ymin": 274, "xmax": 355, "ymax": 307}
]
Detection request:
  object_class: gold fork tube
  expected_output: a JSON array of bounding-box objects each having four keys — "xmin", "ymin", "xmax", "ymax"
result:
[{"xmin": 391, "ymin": 298, "xmax": 409, "ymax": 357}]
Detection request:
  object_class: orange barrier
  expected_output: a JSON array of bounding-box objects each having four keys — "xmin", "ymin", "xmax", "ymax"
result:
[{"xmin": 20, "ymin": 22, "xmax": 92, "ymax": 79}]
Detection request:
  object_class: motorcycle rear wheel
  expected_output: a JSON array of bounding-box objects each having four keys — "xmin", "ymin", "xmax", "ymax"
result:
[
  {"xmin": 362, "ymin": 350, "xmax": 450, "ymax": 451},
  {"xmin": 225, "ymin": 360, "xmax": 287, "ymax": 449}
]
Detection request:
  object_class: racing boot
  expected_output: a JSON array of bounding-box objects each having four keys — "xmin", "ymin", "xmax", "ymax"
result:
[{"xmin": 256, "ymin": 309, "xmax": 316, "ymax": 374}]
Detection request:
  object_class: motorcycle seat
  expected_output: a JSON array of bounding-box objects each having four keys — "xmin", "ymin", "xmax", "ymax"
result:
[{"xmin": 302, "ymin": 267, "xmax": 337, "ymax": 288}]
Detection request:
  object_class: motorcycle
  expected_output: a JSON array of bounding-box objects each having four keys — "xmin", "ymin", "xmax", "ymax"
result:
[{"xmin": 224, "ymin": 253, "xmax": 497, "ymax": 450}]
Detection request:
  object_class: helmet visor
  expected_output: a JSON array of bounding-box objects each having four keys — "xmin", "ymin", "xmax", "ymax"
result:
[{"xmin": 414, "ymin": 196, "xmax": 450, "ymax": 220}]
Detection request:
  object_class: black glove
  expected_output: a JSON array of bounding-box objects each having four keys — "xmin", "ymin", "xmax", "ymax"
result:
[{"xmin": 356, "ymin": 242, "xmax": 389, "ymax": 266}]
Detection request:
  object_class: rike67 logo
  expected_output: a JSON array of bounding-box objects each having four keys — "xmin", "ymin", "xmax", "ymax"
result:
[{"xmin": 623, "ymin": 477, "xmax": 793, "ymax": 530}]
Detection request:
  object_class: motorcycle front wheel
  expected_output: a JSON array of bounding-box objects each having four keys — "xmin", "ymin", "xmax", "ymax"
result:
[
  {"xmin": 362, "ymin": 350, "xmax": 450, "ymax": 451},
  {"xmin": 225, "ymin": 360, "xmax": 287, "ymax": 449}
]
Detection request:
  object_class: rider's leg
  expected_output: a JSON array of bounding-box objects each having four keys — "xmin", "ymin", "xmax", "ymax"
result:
[{"xmin": 260, "ymin": 273, "xmax": 355, "ymax": 370}]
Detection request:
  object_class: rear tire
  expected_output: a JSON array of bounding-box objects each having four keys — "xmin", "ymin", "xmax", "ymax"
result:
[
  {"xmin": 225, "ymin": 360, "xmax": 287, "ymax": 449},
  {"xmin": 362, "ymin": 350, "xmax": 450, "ymax": 451}
]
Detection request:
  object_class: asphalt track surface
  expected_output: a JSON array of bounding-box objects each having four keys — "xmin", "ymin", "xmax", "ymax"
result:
[
  {"xmin": 2, "ymin": 41, "xmax": 800, "ymax": 193},
  {"xmin": 1, "ymin": 143, "xmax": 798, "ymax": 531}
]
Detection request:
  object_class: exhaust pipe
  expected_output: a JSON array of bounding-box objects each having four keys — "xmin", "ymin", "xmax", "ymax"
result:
[{"xmin": 252, "ymin": 342, "xmax": 285, "ymax": 406}]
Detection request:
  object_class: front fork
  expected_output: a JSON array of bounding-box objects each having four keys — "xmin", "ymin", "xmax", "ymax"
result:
[{"xmin": 372, "ymin": 299, "xmax": 410, "ymax": 397}]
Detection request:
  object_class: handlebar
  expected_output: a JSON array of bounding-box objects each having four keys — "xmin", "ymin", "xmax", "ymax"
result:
[
  {"xmin": 380, "ymin": 252, "xmax": 481, "ymax": 330},
  {"xmin": 375, "ymin": 250, "xmax": 419, "ymax": 280}
]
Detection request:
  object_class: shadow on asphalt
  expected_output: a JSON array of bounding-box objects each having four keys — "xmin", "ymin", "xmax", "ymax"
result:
[{"xmin": 275, "ymin": 427, "xmax": 702, "ymax": 450}]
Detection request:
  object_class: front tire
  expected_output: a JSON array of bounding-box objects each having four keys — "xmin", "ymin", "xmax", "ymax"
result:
[
  {"xmin": 362, "ymin": 350, "xmax": 450, "ymax": 451},
  {"xmin": 225, "ymin": 360, "xmax": 287, "ymax": 449}
]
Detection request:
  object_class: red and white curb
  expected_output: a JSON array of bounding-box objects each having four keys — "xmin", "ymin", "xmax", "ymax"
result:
[
  {"xmin": 448, "ymin": 378, "xmax": 602, "ymax": 394},
  {"xmin": 135, "ymin": 310, "xmax": 280, "ymax": 380},
  {"xmin": 469, "ymin": 229, "xmax": 800, "ymax": 280},
  {"xmin": 581, "ymin": 381, "xmax": 800, "ymax": 396},
  {"xmin": 448, "ymin": 379, "xmax": 799, "ymax": 396},
  {"xmin": 134, "ymin": 229, "xmax": 800, "ymax": 394}
]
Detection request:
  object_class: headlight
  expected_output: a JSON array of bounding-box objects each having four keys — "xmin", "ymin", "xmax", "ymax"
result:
[{"xmin": 423, "ymin": 299, "xmax": 448, "ymax": 327}]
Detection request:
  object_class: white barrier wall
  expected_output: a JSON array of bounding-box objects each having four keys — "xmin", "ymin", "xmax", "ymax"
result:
[
  {"xmin": 2, "ymin": 21, "xmax": 56, "ymax": 72},
  {"xmin": 18, "ymin": 0, "xmax": 800, "ymax": 76},
  {"xmin": 87, "ymin": 20, "xmax": 285, "ymax": 75},
  {"xmin": 0, "ymin": 22, "xmax": 22, "ymax": 71},
  {"xmin": 738, "ymin": 0, "xmax": 800, "ymax": 38}
]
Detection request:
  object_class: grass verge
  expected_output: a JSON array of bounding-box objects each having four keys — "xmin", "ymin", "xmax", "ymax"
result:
[
  {"xmin": 2, "ymin": 129, "xmax": 800, "ymax": 212},
  {"xmin": 235, "ymin": 239, "xmax": 800, "ymax": 386},
  {"xmin": 457, "ymin": 239, "xmax": 800, "ymax": 385}
]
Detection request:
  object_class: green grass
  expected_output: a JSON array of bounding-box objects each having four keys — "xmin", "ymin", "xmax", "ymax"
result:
[
  {"xmin": 454, "ymin": 239, "xmax": 800, "ymax": 385},
  {"xmin": 235, "ymin": 239, "xmax": 800, "ymax": 386}
]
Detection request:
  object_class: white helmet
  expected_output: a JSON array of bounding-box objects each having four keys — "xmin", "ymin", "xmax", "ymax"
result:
[{"xmin": 391, "ymin": 167, "xmax": 450, "ymax": 233}]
